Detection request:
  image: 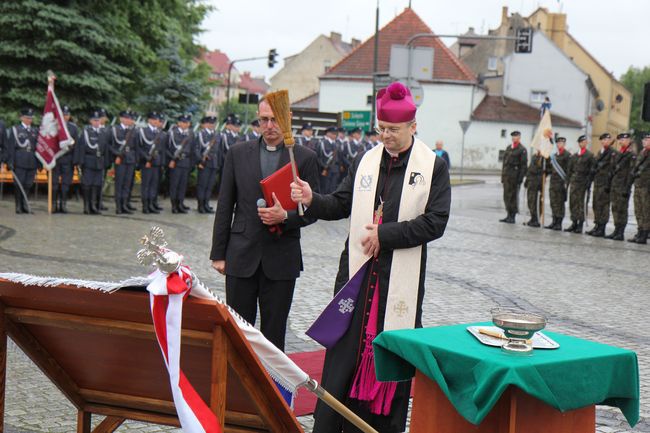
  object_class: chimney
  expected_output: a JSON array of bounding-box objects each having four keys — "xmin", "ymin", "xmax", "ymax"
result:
[
  {"xmin": 330, "ymin": 31, "xmax": 342, "ymax": 44},
  {"xmin": 501, "ymin": 6, "xmax": 509, "ymax": 24},
  {"xmin": 351, "ymin": 38, "xmax": 361, "ymax": 48}
]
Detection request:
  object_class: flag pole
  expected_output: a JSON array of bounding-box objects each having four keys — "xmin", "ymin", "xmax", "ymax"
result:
[{"xmin": 47, "ymin": 72, "xmax": 56, "ymax": 215}]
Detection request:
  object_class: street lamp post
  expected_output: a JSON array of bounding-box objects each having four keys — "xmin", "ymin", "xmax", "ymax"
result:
[{"xmin": 225, "ymin": 55, "xmax": 270, "ymax": 115}]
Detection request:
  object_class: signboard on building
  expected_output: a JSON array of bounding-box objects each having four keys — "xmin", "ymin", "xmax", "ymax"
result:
[{"xmin": 342, "ymin": 110, "xmax": 372, "ymax": 130}]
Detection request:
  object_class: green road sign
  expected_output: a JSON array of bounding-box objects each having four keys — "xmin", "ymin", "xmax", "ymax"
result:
[{"xmin": 342, "ymin": 110, "xmax": 372, "ymax": 131}]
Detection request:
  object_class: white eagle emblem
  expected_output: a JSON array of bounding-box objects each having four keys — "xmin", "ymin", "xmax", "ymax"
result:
[{"xmin": 39, "ymin": 112, "xmax": 59, "ymax": 138}]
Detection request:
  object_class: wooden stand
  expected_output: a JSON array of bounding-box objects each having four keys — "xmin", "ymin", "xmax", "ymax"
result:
[
  {"xmin": 0, "ymin": 279, "xmax": 303, "ymax": 433},
  {"xmin": 410, "ymin": 370, "xmax": 595, "ymax": 433}
]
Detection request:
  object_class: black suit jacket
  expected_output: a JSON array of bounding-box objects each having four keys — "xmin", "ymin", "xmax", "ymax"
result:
[{"xmin": 210, "ymin": 138, "xmax": 320, "ymax": 280}]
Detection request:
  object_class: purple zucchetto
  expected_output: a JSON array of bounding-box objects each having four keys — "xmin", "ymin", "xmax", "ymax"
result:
[{"xmin": 376, "ymin": 82, "xmax": 417, "ymax": 123}]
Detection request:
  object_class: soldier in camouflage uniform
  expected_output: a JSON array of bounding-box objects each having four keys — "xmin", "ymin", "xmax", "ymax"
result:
[
  {"xmin": 628, "ymin": 133, "xmax": 650, "ymax": 244},
  {"xmin": 500, "ymin": 131, "xmax": 527, "ymax": 223},
  {"xmin": 523, "ymin": 149, "xmax": 544, "ymax": 227},
  {"xmin": 586, "ymin": 133, "xmax": 616, "ymax": 237},
  {"xmin": 564, "ymin": 135, "xmax": 595, "ymax": 233},
  {"xmin": 545, "ymin": 137, "xmax": 570, "ymax": 230},
  {"xmin": 605, "ymin": 132, "xmax": 636, "ymax": 240}
]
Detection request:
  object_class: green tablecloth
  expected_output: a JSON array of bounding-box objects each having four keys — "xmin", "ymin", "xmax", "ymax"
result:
[{"xmin": 373, "ymin": 322, "xmax": 639, "ymax": 426}]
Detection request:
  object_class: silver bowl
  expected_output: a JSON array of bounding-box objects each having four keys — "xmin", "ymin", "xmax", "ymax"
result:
[{"xmin": 491, "ymin": 308, "xmax": 546, "ymax": 354}]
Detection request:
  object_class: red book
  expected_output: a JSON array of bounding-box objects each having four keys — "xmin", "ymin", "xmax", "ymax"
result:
[{"xmin": 259, "ymin": 162, "xmax": 298, "ymax": 210}]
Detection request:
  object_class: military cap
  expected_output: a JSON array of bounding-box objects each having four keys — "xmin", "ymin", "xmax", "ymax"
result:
[
  {"xmin": 577, "ymin": 135, "xmax": 588, "ymax": 143},
  {"xmin": 177, "ymin": 113, "xmax": 192, "ymax": 122},
  {"xmin": 119, "ymin": 110, "xmax": 135, "ymax": 119},
  {"xmin": 617, "ymin": 132, "xmax": 631, "ymax": 139},
  {"xmin": 225, "ymin": 113, "xmax": 237, "ymax": 125},
  {"xmin": 642, "ymin": 132, "xmax": 650, "ymax": 139},
  {"xmin": 20, "ymin": 107, "xmax": 34, "ymax": 117},
  {"xmin": 234, "ymin": 118, "xmax": 242, "ymax": 126},
  {"xmin": 250, "ymin": 119, "xmax": 260, "ymax": 127},
  {"xmin": 337, "ymin": 127, "xmax": 346, "ymax": 133},
  {"xmin": 147, "ymin": 111, "xmax": 163, "ymax": 120},
  {"xmin": 99, "ymin": 108, "xmax": 108, "ymax": 117},
  {"xmin": 325, "ymin": 126, "xmax": 338, "ymax": 134},
  {"xmin": 366, "ymin": 129, "xmax": 378, "ymax": 136},
  {"xmin": 510, "ymin": 130, "xmax": 521, "ymax": 137},
  {"xmin": 201, "ymin": 115, "xmax": 217, "ymax": 124},
  {"xmin": 556, "ymin": 137, "xmax": 566, "ymax": 143},
  {"xmin": 300, "ymin": 123, "xmax": 313, "ymax": 131},
  {"xmin": 599, "ymin": 132, "xmax": 611, "ymax": 140},
  {"xmin": 349, "ymin": 127, "xmax": 362, "ymax": 135},
  {"xmin": 89, "ymin": 110, "xmax": 102, "ymax": 120},
  {"xmin": 62, "ymin": 105, "xmax": 71, "ymax": 115}
]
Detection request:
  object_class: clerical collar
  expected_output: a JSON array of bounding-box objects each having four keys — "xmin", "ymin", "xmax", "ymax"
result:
[{"xmin": 262, "ymin": 140, "xmax": 283, "ymax": 152}]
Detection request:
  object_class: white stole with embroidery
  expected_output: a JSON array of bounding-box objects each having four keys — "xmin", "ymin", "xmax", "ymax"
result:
[{"xmin": 348, "ymin": 138, "xmax": 436, "ymax": 331}]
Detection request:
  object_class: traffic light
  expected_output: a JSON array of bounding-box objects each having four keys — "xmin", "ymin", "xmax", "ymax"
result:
[
  {"xmin": 268, "ymin": 48, "xmax": 278, "ymax": 68},
  {"xmin": 515, "ymin": 28, "xmax": 533, "ymax": 53},
  {"xmin": 642, "ymin": 82, "xmax": 650, "ymax": 122}
]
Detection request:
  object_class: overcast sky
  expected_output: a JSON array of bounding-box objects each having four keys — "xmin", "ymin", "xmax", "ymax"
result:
[{"xmin": 199, "ymin": 0, "xmax": 650, "ymax": 82}]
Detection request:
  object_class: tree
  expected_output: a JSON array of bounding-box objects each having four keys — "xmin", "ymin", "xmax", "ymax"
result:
[
  {"xmin": 0, "ymin": 0, "xmax": 130, "ymax": 124},
  {"xmin": 135, "ymin": 34, "xmax": 213, "ymax": 121},
  {"xmin": 620, "ymin": 66, "xmax": 650, "ymax": 135},
  {"xmin": 0, "ymin": 0, "xmax": 213, "ymax": 124},
  {"xmin": 217, "ymin": 98, "xmax": 259, "ymax": 130}
]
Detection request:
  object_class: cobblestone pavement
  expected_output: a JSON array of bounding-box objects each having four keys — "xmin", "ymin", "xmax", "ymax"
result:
[{"xmin": 0, "ymin": 176, "xmax": 648, "ymax": 432}]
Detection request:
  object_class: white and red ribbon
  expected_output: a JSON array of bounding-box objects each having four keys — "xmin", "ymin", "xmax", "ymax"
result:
[{"xmin": 148, "ymin": 266, "xmax": 222, "ymax": 433}]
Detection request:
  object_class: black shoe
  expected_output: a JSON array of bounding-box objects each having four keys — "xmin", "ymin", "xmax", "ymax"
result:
[
  {"xmin": 552, "ymin": 217, "xmax": 563, "ymax": 231},
  {"xmin": 83, "ymin": 187, "xmax": 92, "ymax": 215},
  {"xmin": 204, "ymin": 201, "xmax": 215, "ymax": 214},
  {"xmin": 591, "ymin": 224, "xmax": 605, "ymax": 238},
  {"xmin": 171, "ymin": 200, "xmax": 179, "ymax": 214},
  {"xmin": 525, "ymin": 218, "xmax": 540, "ymax": 227},
  {"xmin": 499, "ymin": 214, "xmax": 510, "ymax": 223},
  {"xmin": 544, "ymin": 217, "xmax": 556, "ymax": 229},
  {"xmin": 125, "ymin": 201, "xmax": 136, "ymax": 211},
  {"xmin": 564, "ymin": 220, "xmax": 577, "ymax": 232},
  {"xmin": 637, "ymin": 230, "xmax": 648, "ymax": 244},
  {"xmin": 143, "ymin": 200, "xmax": 150, "ymax": 214},
  {"xmin": 152, "ymin": 199, "xmax": 163, "ymax": 211},
  {"xmin": 572, "ymin": 220, "xmax": 583, "ymax": 233},
  {"xmin": 180, "ymin": 201, "xmax": 190, "ymax": 211},
  {"xmin": 116, "ymin": 199, "xmax": 124, "ymax": 214},
  {"xmin": 197, "ymin": 200, "xmax": 206, "ymax": 214},
  {"xmin": 148, "ymin": 200, "xmax": 160, "ymax": 214},
  {"xmin": 585, "ymin": 224, "xmax": 597, "ymax": 236},
  {"xmin": 627, "ymin": 231, "xmax": 641, "ymax": 243}
]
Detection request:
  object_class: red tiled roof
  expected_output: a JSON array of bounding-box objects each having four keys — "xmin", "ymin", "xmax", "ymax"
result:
[
  {"xmin": 239, "ymin": 72, "xmax": 269, "ymax": 95},
  {"xmin": 472, "ymin": 96, "xmax": 582, "ymax": 128},
  {"xmin": 201, "ymin": 49, "xmax": 231, "ymax": 75},
  {"xmin": 323, "ymin": 8, "xmax": 475, "ymax": 83}
]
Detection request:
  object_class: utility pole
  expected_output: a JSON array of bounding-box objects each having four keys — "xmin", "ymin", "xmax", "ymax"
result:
[{"xmin": 370, "ymin": 0, "xmax": 380, "ymax": 127}]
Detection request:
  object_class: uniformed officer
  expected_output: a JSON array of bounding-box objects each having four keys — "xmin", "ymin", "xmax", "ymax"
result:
[
  {"xmin": 217, "ymin": 115, "xmax": 240, "ymax": 176},
  {"xmin": 628, "ymin": 132, "xmax": 650, "ymax": 244},
  {"xmin": 296, "ymin": 123, "xmax": 316, "ymax": 152},
  {"xmin": 605, "ymin": 132, "xmax": 636, "ymax": 240},
  {"xmin": 96, "ymin": 108, "xmax": 110, "ymax": 211},
  {"xmin": 7, "ymin": 108, "xmax": 39, "ymax": 214},
  {"xmin": 500, "ymin": 131, "xmax": 528, "ymax": 223},
  {"xmin": 52, "ymin": 106, "xmax": 78, "ymax": 213},
  {"xmin": 339, "ymin": 127, "xmax": 362, "ymax": 177},
  {"xmin": 316, "ymin": 126, "xmax": 339, "ymax": 194},
  {"xmin": 335, "ymin": 127, "xmax": 348, "ymax": 186},
  {"xmin": 564, "ymin": 135, "xmax": 595, "ymax": 233},
  {"xmin": 605, "ymin": 132, "xmax": 636, "ymax": 241},
  {"xmin": 362, "ymin": 129, "xmax": 380, "ymax": 151},
  {"xmin": 194, "ymin": 115, "xmax": 220, "ymax": 214},
  {"xmin": 544, "ymin": 137, "xmax": 570, "ymax": 230},
  {"xmin": 241, "ymin": 119, "xmax": 261, "ymax": 142},
  {"xmin": 109, "ymin": 110, "xmax": 138, "ymax": 214},
  {"xmin": 0, "ymin": 119, "xmax": 6, "ymax": 168},
  {"xmin": 167, "ymin": 114, "xmax": 194, "ymax": 214},
  {"xmin": 523, "ymin": 149, "xmax": 544, "ymax": 227},
  {"xmin": 586, "ymin": 133, "xmax": 616, "ymax": 237},
  {"xmin": 137, "ymin": 111, "xmax": 165, "ymax": 214},
  {"xmin": 74, "ymin": 110, "xmax": 106, "ymax": 215}
]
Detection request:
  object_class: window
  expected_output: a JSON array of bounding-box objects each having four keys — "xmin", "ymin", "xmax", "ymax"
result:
[
  {"xmin": 488, "ymin": 57, "xmax": 498, "ymax": 71},
  {"xmin": 530, "ymin": 91, "xmax": 547, "ymax": 104},
  {"xmin": 324, "ymin": 59, "xmax": 332, "ymax": 73},
  {"xmin": 501, "ymin": 129, "xmax": 507, "ymax": 138}
]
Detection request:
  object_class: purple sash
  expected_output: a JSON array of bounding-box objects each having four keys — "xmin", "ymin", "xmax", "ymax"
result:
[{"xmin": 306, "ymin": 260, "xmax": 369, "ymax": 348}]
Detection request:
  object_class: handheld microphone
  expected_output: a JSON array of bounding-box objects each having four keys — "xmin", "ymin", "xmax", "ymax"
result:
[{"xmin": 256, "ymin": 198, "xmax": 267, "ymax": 208}]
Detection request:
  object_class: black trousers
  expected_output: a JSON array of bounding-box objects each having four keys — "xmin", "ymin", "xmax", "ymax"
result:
[
  {"xmin": 196, "ymin": 166, "xmax": 218, "ymax": 201},
  {"xmin": 141, "ymin": 165, "xmax": 160, "ymax": 200},
  {"xmin": 169, "ymin": 166, "xmax": 190, "ymax": 201},
  {"xmin": 53, "ymin": 162, "xmax": 74, "ymax": 196},
  {"xmin": 225, "ymin": 264, "xmax": 295, "ymax": 352},
  {"xmin": 114, "ymin": 163, "xmax": 135, "ymax": 201}
]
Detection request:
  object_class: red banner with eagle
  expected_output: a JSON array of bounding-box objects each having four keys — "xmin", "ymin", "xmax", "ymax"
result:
[{"xmin": 36, "ymin": 76, "xmax": 74, "ymax": 170}]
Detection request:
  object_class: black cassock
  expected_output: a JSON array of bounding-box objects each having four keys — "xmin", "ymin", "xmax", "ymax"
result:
[{"xmin": 308, "ymin": 141, "xmax": 451, "ymax": 433}]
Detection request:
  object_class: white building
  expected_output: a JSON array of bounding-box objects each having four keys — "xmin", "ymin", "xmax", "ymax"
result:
[
  {"xmin": 318, "ymin": 8, "xmax": 478, "ymax": 169},
  {"xmin": 502, "ymin": 31, "xmax": 596, "ymax": 127}
]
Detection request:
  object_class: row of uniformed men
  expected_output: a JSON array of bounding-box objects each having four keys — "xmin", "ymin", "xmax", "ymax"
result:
[
  {"xmin": 296, "ymin": 124, "xmax": 382, "ymax": 194},
  {"xmin": 501, "ymin": 131, "xmax": 650, "ymax": 244},
  {"xmin": 0, "ymin": 108, "xmax": 257, "ymax": 215}
]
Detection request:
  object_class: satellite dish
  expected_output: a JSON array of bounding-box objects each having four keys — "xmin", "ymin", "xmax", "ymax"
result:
[{"xmin": 595, "ymin": 99, "xmax": 605, "ymax": 112}]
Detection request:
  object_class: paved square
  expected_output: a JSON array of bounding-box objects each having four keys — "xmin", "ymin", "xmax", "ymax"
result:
[{"xmin": 0, "ymin": 176, "xmax": 647, "ymax": 432}]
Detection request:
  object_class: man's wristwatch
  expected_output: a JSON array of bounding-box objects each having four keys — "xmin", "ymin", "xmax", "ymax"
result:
[{"xmin": 283, "ymin": 211, "xmax": 288, "ymax": 223}]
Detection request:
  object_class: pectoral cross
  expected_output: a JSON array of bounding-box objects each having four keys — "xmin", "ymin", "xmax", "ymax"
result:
[{"xmin": 374, "ymin": 198, "xmax": 384, "ymax": 225}]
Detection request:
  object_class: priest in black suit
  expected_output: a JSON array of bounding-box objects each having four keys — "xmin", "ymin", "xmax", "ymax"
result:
[{"xmin": 209, "ymin": 99, "xmax": 320, "ymax": 351}]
